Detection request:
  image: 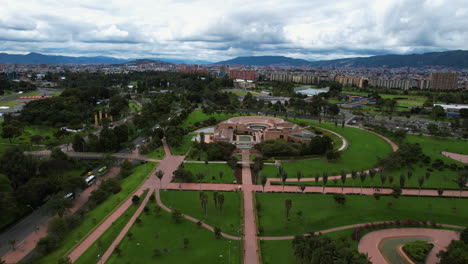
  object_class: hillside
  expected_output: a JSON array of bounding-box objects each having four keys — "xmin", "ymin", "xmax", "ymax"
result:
[
  {"xmin": 214, "ymin": 56, "xmax": 312, "ymax": 66},
  {"xmin": 309, "ymin": 50, "xmax": 468, "ymax": 68},
  {"xmin": 0, "ymin": 52, "xmax": 128, "ymax": 65}
]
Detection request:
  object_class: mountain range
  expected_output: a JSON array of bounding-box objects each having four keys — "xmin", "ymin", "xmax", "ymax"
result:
[
  {"xmin": 1, "ymin": 50, "xmax": 468, "ymax": 68},
  {"xmin": 214, "ymin": 56, "xmax": 312, "ymax": 66}
]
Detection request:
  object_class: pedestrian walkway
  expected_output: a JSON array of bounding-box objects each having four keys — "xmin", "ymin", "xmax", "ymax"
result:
[
  {"xmin": 442, "ymin": 151, "xmax": 468, "ymax": 164},
  {"xmin": 241, "ymin": 150, "xmax": 260, "ymax": 264},
  {"xmin": 1, "ymin": 167, "xmax": 120, "ymax": 264}
]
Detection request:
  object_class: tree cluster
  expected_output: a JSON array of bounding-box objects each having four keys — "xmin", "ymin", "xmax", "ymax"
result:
[{"xmin": 255, "ymin": 135, "xmax": 333, "ymax": 158}]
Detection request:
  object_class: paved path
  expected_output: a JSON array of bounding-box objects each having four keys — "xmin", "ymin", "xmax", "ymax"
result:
[
  {"xmin": 442, "ymin": 151, "xmax": 468, "ymax": 164},
  {"xmin": 358, "ymin": 228, "xmax": 460, "ymax": 264},
  {"xmin": 259, "ymin": 222, "xmax": 464, "ymax": 240},
  {"xmin": 1, "ymin": 167, "xmax": 120, "ymax": 264},
  {"xmin": 68, "ymin": 141, "xmax": 183, "ymax": 262},
  {"xmin": 241, "ymin": 150, "xmax": 260, "ymax": 264}
]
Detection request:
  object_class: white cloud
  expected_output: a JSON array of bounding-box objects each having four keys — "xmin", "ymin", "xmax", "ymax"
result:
[{"xmin": 0, "ymin": 0, "xmax": 466, "ymax": 62}]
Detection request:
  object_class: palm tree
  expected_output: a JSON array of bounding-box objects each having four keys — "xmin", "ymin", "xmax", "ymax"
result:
[
  {"xmin": 425, "ymin": 171, "xmax": 431, "ymax": 181},
  {"xmin": 389, "ymin": 175, "xmax": 394, "ymax": 185},
  {"xmin": 418, "ymin": 176, "xmax": 425, "ymax": 196},
  {"xmin": 351, "ymin": 170, "xmax": 357, "ymax": 193},
  {"xmin": 399, "ymin": 174, "xmax": 405, "ymax": 189},
  {"xmin": 369, "ymin": 169, "xmax": 376, "ymax": 188},
  {"xmin": 380, "ymin": 171, "xmax": 387, "ymax": 189},
  {"xmin": 213, "ymin": 192, "xmax": 218, "ymax": 209},
  {"xmin": 219, "ymin": 171, "xmax": 224, "ymax": 181},
  {"xmin": 218, "ymin": 194, "xmax": 225, "ymax": 212},
  {"xmin": 285, "ymin": 199, "xmax": 292, "ymax": 219},
  {"xmin": 261, "ymin": 175, "xmax": 267, "ymax": 191},
  {"xmin": 8, "ymin": 239, "xmax": 16, "ymax": 251},
  {"xmin": 114, "ymin": 247, "xmax": 122, "ymax": 257},
  {"xmin": 299, "ymin": 184, "xmax": 306, "ymax": 193},
  {"xmin": 407, "ymin": 170, "xmax": 413, "ymax": 180},
  {"xmin": 156, "ymin": 170, "xmax": 164, "ymax": 189},
  {"xmin": 456, "ymin": 173, "xmax": 467, "ymax": 199},
  {"xmin": 199, "ymin": 192, "xmax": 208, "ymax": 215},
  {"xmin": 322, "ymin": 172, "xmax": 328, "ymax": 193},
  {"xmin": 314, "ymin": 173, "xmax": 319, "ymax": 186},
  {"xmin": 197, "ymin": 172, "xmax": 204, "ymax": 191},
  {"xmin": 214, "ymin": 227, "xmax": 222, "ymax": 239},
  {"xmin": 340, "ymin": 170, "xmax": 347, "ymax": 193},
  {"xmin": 281, "ymin": 172, "xmax": 288, "ymax": 191},
  {"xmin": 359, "ymin": 171, "xmax": 367, "ymax": 194},
  {"xmin": 296, "ymin": 171, "xmax": 302, "ymax": 183}
]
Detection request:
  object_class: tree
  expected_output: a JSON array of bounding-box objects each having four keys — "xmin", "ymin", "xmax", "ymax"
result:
[
  {"xmin": 8, "ymin": 239, "xmax": 16, "ymax": 251},
  {"xmin": 2, "ymin": 124, "xmax": 22, "ymax": 143},
  {"xmin": 172, "ymin": 209, "xmax": 182, "ymax": 223},
  {"xmin": 153, "ymin": 248, "xmax": 162, "ymax": 258},
  {"xmin": 431, "ymin": 105, "xmax": 446, "ymax": 120},
  {"xmin": 113, "ymin": 247, "xmax": 122, "ymax": 257},
  {"xmin": 46, "ymin": 193, "xmax": 73, "ymax": 217},
  {"xmin": 438, "ymin": 188, "xmax": 444, "ymax": 196},
  {"xmin": 340, "ymin": 170, "xmax": 347, "ymax": 193},
  {"xmin": 227, "ymin": 156, "xmax": 238, "ymax": 170},
  {"xmin": 418, "ymin": 176, "xmax": 425, "ymax": 196},
  {"xmin": 322, "ymin": 172, "xmax": 328, "ymax": 193},
  {"xmin": 261, "ymin": 175, "xmax": 267, "ymax": 191},
  {"xmin": 333, "ymin": 194, "xmax": 346, "ymax": 207},
  {"xmin": 380, "ymin": 172, "xmax": 387, "ymax": 188},
  {"xmin": 57, "ymin": 257, "xmax": 72, "ymax": 264},
  {"xmin": 314, "ymin": 174, "xmax": 319, "ymax": 186},
  {"xmin": 127, "ymin": 232, "xmax": 134, "ymax": 240},
  {"xmin": 285, "ymin": 199, "xmax": 292, "ymax": 219},
  {"xmin": 456, "ymin": 173, "xmax": 467, "ymax": 199},
  {"xmin": 296, "ymin": 171, "xmax": 302, "ymax": 183},
  {"xmin": 399, "ymin": 174, "xmax": 406, "ymax": 188},
  {"xmin": 427, "ymin": 123, "xmax": 439, "ymax": 135},
  {"xmin": 199, "ymin": 192, "xmax": 208, "ymax": 214},
  {"xmin": 219, "ymin": 171, "xmax": 224, "ymax": 181},
  {"xmin": 391, "ymin": 186, "xmax": 402, "ymax": 199},
  {"xmin": 183, "ymin": 237, "xmax": 190, "ymax": 249},
  {"xmin": 218, "ymin": 194, "xmax": 225, "ymax": 212},
  {"xmin": 437, "ymin": 240, "xmax": 468, "ymax": 264},
  {"xmin": 299, "ymin": 184, "xmax": 306, "ymax": 193},
  {"xmin": 156, "ymin": 170, "xmax": 164, "ymax": 189},
  {"xmin": 132, "ymin": 195, "xmax": 140, "ymax": 205},
  {"xmin": 280, "ymin": 172, "xmax": 288, "ymax": 191},
  {"xmin": 214, "ymin": 227, "xmax": 222, "ymax": 239},
  {"xmin": 369, "ymin": 169, "xmax": 376, "ymax": 188},
  {"xmin": 213, "ymin": 192, "xmax": 218, "ymax": 209},
  {"xmin": 72, "ymin": 134, "xmax": 86, "ymax": 152},
  {"xmin": 359, "ymin": 171, "xmax": 367, "ymax": 194}
]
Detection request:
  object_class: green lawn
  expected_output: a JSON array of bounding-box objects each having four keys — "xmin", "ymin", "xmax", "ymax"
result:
[
  {"xmin": 36, "ymin": 162, "xmax": 157, "ymax": 263},
  {"xmin": 275, "ymin": 134, "xmax": 468, "ymax": 189},
  {"xmin": 0, "ymin": 100, "xmax": 20, "ymax": 107},
  {"xmin": 145, "ymin": 146, "xmax": 165, "ymax": 159},
  {"xmin": 170, "ymin": 133, "xmax": 196, "ymax": 155},
  {"xmin": 160, "ymin": 190, "xmax": 241, "ymax": 235},
  {"xmin": 256, "ymin": 193, "xmax": 468, "ymax": 237},
  {"xmin": 106, "ymin": 201, "xmax": 241, "ymax": 264},
  {"xmin": 50, "ymin": 91, "xmax": 63, "ymax": 97},
  {"xmin": 258, "ymin": 165, "xmax": 279, "ymax": 182},
  {"xmin": 183, "ymin": 163, "xmax": 236, "ymax": 184},
  {"xmin": 74, "ymin": 190, "xmax": 149, "ymax": 264},
  {"xmin": 180, "ymin": 110, "xmax": 240, "ymax": 128},
  {"xmin": 277, "ymin": 119, "xmax": 393, "ymax": 177},
  {"xmin": 0, "ymin": 125, "xmax": 71, "ymax": 146}
]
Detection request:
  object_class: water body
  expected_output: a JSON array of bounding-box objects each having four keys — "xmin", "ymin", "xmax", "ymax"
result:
[{"xmin": 379, "ymin": 236, "xmax": 431, "ymax": 264}]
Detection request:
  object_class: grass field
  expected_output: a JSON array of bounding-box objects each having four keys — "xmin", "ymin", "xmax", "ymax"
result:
[
  {"xmin": 106, "ymin": 201, "xmax": 241, "ymax": 264},
  {"xmin": 256, "ymin": 193, "xmax": 468, "ymax": 237},
  {"xmin": 74, "ymin": 190, "xmax": 149, "ymax": 264},
  {"xmin": 160, "ymin": 190, "xmax": 241, "ymax": 235},
  {"xmin": 0, "ymin": 125, "xmax": 72, "ymax": 147},
  {"xmin": 170, "ymin": 133, "xmax": 196, "ymax": 155},
  {"xmin": 183, "ymin": 163, "xmax": 236, "ymax": 184},
  {"xmin": 276, "ymin": 119, "xmax": 393, "ymax": 177},
  {"xmin": 36, "ymin": 162, "xmax": 157, "ymax": 263},
  {"xmin": 145, "ymin": 146, "xmax": 165, "ymax": 159},
  {"xmin": 180, "ymin": 110, "xmax": 240, "ymax": 128},
  {"xmin": 275, "ymin": 134, "xmax": 468, "ymax": 190}
]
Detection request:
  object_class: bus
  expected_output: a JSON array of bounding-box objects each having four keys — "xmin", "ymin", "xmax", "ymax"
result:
[
  {"xmin": 85, "ymin": 175, "xmax": 96, "ymax": 186},
  {"xmin": 98, "ymin": 166, "xmax": 108, "ymax": 175}
]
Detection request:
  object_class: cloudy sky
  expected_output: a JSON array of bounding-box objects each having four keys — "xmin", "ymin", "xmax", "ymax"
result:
[{"xmin": 0, "ymin": 0, "xmax": 467, "ymax": 62}]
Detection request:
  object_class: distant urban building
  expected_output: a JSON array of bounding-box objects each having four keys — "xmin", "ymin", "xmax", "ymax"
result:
[
  {"xmin": 369, "ymin": 78, "xmax": 416, "ymax": 90},
  {"xmin": 429, "ymin": 72, "xmax": 459, "ymax": 90},
  {"xmin": 335, "ymin": 76, "xmax": 367, "ymax": 88},
  {"xmin": 229, "ymin": 70, "xmax": 256, "ymax": 80},
  {"xmin": 269, "ymin": 73, "xmax": 320, "ymax": 84},
  {"xmin": 417, "ymin": 79, "xmax": 431, "ymax": 90},
  {"xmin": 234, "ymin": 79, "xmax": 256, "ymax": 89}
]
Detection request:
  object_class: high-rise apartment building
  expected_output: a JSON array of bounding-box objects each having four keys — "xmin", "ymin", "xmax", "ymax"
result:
[
  {"xmin": 429, "ymin": 72, "xmax": 459, "ymax": 90},
  {"xmin": 229, "ymin": 70, "xmax": 256, "ymax": 80}
]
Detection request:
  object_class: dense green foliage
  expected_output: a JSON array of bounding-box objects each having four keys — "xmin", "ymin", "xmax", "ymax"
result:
[
  {"xmin": 255, "ymin": 135, "xmax": 333, "ymax": 158},
  {"xmin": 292, "ymin": 234, "xmax": 370, "ymax": 264},
  {"xmin": 402, "ymin": 240, "xmax": 433, "ymax": 263}
]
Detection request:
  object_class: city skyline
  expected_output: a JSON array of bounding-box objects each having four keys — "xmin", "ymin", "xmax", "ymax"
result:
[{"xmin": 1, "ymin": 0, "xmax": 467, "ymax": 62}]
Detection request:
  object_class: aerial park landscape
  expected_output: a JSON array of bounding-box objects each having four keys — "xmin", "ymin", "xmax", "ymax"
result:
[{"xmin": 1, "ymin": 1, "xmax": 468, "ymax": 263}]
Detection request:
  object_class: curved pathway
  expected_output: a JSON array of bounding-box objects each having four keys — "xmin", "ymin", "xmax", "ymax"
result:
[
  {"xmin": 442, "ymin": 151, "xmax": 468, "ymax": 164},
  {"xmin": 259, "ymin": 222, "xmax": 464, "ymax": 240},
  {"xmin": 358, "ymin": 228, "xmax": 460, "ymax": 264}
]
